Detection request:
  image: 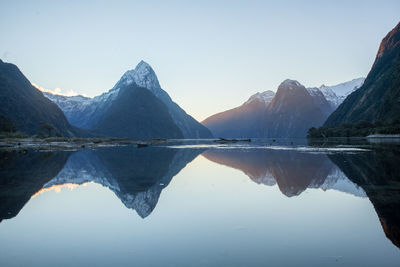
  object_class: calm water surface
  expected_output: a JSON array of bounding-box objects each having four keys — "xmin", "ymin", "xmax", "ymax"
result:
[{"xmin": 0, "ymin": 139, "xmax": 399, "ymax": 266}]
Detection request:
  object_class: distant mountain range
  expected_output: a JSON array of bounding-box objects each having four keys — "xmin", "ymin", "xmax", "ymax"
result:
[
  {"xmin": 0, "ymin": 60, "xmax": 77, "ymax": 136},
  {"xmin": 325, "ymin": 22, "xmax": 400, "ymax": 126},
  {"xmin": 44, "ymin": 61, "xmax": 212, "ymax": 139},
  {"xmin": 1, "ymin": 22, "xmax": 398, "ymax": 139},
  {"xmin": 203, "ymin": 78, "xmax": 364, "ymax": 138},
  {"xmin": 0, "ymin": 58, "xmax": 211, "ymax": 139},
  {"xmin": 202, "ymin": 91, "xmax": 275, "ymax": 138}
]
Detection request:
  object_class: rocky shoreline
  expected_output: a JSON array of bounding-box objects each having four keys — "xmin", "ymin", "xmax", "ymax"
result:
[{"xmin": 0, "ymin": 137, "xmax": 148, "ymax": 151}]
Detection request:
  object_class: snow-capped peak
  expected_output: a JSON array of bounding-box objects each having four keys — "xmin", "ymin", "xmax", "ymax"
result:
[
  {"xmin": 317, "ymin": 77, "xmax": 365, "ymax": 109},
  {"xmin": 319, "ymin": 77, "xmax": 365, "ymax": 97},
  {"xmin": 245, "ymin": 90, "xmax": 275, "ymax": 106},
  {"xmin": 117, "ymin": 60, "xmax": 161, "ymax": 90}
]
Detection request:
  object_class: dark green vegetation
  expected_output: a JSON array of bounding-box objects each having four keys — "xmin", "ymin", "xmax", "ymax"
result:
[
  {"xmin": 308, "ymin": 120, "xmax": 400, "ymax": 138},
  {"xmin": 93, "ymin": 85, "xmax": 184, "ymax": 139},
  {"xmin": 0, "ymin": 60, "xmax": 77, "ymax": 137},
  {"xmin": 0, "ymin": 115, "xmax": 27, "ymax": 138},
  {"xmin": 0, "ymin": 115, "xmax": 16, "ymax": 133},
  {"xmin": 314, "ymin": 22, "xmax": 400, "ymax": 137}
]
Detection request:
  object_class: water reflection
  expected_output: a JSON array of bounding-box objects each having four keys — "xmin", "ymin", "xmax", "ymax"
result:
[
  {"xmin": 0, "ymin": 143, "xmax": 399, "ymax": 253},
  {"xmin": 202, "ymin": 149, "xmax": 365, "ymax": 197},
  {"xmin": 0, "ymin": 150, "xmax": 69, "ymax": 222},
  {"xmin": 41, "ymin": 147, "xmax": 203, "ymax": 218},
  {"xmin": 329, "ymin": 146, "xmax": 400, "ymax": 249}
]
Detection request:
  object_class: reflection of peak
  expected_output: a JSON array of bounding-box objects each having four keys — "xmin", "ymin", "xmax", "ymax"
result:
[
  {"xmin": 202, "ymin": 149, "xmax": 364, "ymax": 198},
  {"xmin": 43, "ymin": 150, "xmax": 116, "ymax": 190},
  {"xmin": 42, "ymin": 147, "xmax": 203, "ymax": 218},
  {"xmin": 247, "ymin": 171, "xmax": 276, "ymax": 186},
  {"xmin": 320, "ymin": 168, "xmax": 366, "ymax": 197},
  {"xmin": 116, "ymin": 187, "xmax": 161, "ymax": 218}
]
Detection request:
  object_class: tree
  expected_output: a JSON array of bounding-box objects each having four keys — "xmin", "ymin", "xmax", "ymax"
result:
[{"xmin": 40, "ymin": 121, "xmax": 55, "ymax": 137}]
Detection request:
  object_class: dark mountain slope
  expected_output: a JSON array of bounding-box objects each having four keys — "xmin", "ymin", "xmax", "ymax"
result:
[
  {"xmin": 263, "ymin": 80, "xmax": 327, "ymax": 138},
  {"xmin": 325, "ymin": 22, "xmax": 400, "ymax": 126},
  {"xmin": 0, "ymin": 60, "xmax": 76, "ymax": 136},
  {"xmin": 93, "ymin": 84, "xmax": 183, "ymax": 139}
]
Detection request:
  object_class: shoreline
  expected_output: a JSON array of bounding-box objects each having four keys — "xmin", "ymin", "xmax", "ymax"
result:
[
  {"xmin": 366, "ymin": 134, "xmax": 400, "ymax": 138},
  {"xmin": 0, "ymin": 137, "xmax": 152, "ymax": 151}
]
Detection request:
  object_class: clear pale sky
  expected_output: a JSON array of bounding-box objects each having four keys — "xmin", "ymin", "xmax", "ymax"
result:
[{"xmin": 0, "ymin": 0, "xmax": 399, "ymax": 121}]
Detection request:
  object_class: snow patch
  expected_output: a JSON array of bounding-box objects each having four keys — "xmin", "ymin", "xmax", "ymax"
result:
[{"xmin": 245, "ymin": 90, "xmax": 275, "ymax": 106}]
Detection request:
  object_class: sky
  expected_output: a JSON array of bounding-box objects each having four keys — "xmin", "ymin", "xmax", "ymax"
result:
[{"xmin": 0, "ymin": 0, "xmax": 399, "ymax": 121}]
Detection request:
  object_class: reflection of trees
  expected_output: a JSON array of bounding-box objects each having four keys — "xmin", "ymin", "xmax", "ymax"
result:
[
  {"xmin": 329, "ymin": 147, "xmax": 400, "ymax": 249},
  {"xmin": 0, "ymin": 150, "xmax": 69, "ymax": 222}
]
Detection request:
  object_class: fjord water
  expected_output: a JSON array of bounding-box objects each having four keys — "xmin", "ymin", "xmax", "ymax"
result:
[{"xmin": 0, "ymin": 141, "xmax": 399, "ymax": 266}]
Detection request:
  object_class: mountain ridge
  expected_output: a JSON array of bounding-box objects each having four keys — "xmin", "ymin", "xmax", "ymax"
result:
[{"xmin": 202, "ymin": 78, "xmax": 363, "ymax": 138}]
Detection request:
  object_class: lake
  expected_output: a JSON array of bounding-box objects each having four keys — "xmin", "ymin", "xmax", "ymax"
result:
[{"xmin": 0, "ymin": 139, "xmax": 399, "ymax": 266}]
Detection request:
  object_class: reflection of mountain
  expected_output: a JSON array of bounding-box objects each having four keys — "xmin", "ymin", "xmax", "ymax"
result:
[
  {"xmin": 43, "ymin": 147, "xmax": 202, "ymax": 218},
  {"xmin": 202, "ymin": 149, "xmax": 365, "ymax": 197},
  {"xmin": 0, "ymin": 150, "xmax": 69, "ymax": 222},
  {"xmin": 329, "ymin": 147, "xmax": 400, "ymax": 249}
]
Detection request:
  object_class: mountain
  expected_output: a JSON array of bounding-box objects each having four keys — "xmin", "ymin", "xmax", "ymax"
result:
[
  {"xmin": 306, "ymin": 87, "xmax": 335, "ymax": 117},
  {"xmin": 263, "ymin": 79, "xmax": 328, "ymax": 138},
  {"xmin": 45, "ymin": 61, "xmax": 212, "ymax": 138},
  {"xmin": 307, "ymin": 78, "xmax": 365, "ymax": 110},
  {"xmin": 0, "ymin": 60, "xmax": 77, "ymax": 136},
  {"xmin": 325, "ymin": 22, "xmax": 400, "ymax": 126},
  {"xmin": 202, "ymin": 91, "xmax": 275, "ymax": 138},
  {"xmin": 202, "ymin": 77, "xmax": 364, "ymax": 138},
  {"xmin": 319, "ymin": 78, "xmax": 365, "ymax": 109},
  {"xmin": 92, "ymin": 85, "xmax": 183, "ymax": 139},
  {"xmin": 42, "ymin": 93, "xmax": 93, "ymax": 127},
  {"xmin": 44, "ymin": 87, "xmax": 121, "ymax": 130}
]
